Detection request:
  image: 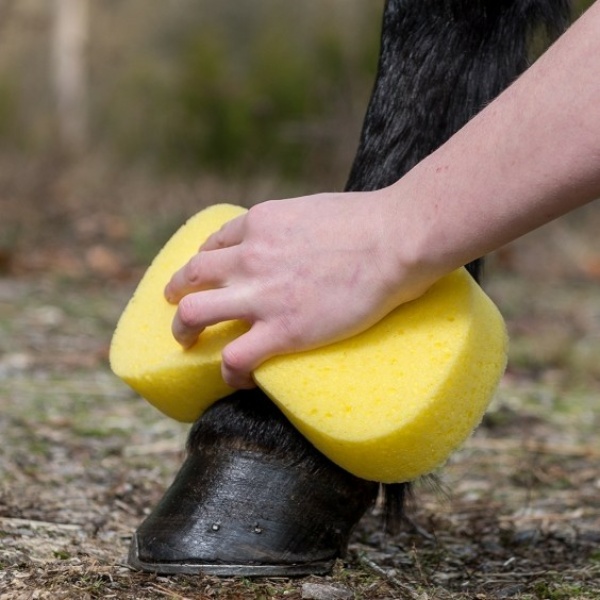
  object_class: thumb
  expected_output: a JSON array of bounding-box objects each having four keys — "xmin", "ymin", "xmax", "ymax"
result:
[{"xmin": 221, "ymin": 322, "xmax": 286, "ymax": 389}]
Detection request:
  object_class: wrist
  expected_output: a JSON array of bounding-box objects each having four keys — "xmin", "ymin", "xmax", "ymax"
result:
[{"xmin": 367, "ymin": 184, "xmax": 450, "ymax": 306}]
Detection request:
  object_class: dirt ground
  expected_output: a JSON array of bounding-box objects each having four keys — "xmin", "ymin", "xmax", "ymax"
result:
[{"xmin": 1, "ymin": 203, "xmax": 599, "ymax": 599}]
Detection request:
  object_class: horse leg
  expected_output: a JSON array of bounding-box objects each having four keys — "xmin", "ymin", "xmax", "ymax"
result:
[{"xmin": 129, "ymin": 0, "xmax": 571, "ymax": 575}]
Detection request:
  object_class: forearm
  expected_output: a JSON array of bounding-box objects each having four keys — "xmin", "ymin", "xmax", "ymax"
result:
[{"xmin": 381, "ymin": 1, "xmax": 600, "ymax": 282}]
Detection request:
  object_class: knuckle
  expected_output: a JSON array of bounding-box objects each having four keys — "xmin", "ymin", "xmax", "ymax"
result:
[
  {"xmin": 274, "ymin": 313, "xmax": 303, "ymax": 349},
  {"xmin": 246, "ymin": 201, "xmax": 270, "ymax": 222},
  {"xmin": 239, "ymin": 244, "xmax": 262, "ymax": 272},
  {"xmin": 176, "ymin": 296, "xmax": 198, "ymax": 328},
  {"xmin": 221, "ymin": 345, "xmax": 247, "ymax": 374},
  {"xmin": 211, "ymin": 226, "xmax": 228, "ymax": 249},
  {"xmin": 182, "ymin": 257, "xmax": 201, "ymax": 286}
]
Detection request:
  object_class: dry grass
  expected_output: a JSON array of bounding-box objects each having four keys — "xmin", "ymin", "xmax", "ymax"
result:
[{"xmin": 1, "ymin": 198, "xmax": 599, "ymax": 598}]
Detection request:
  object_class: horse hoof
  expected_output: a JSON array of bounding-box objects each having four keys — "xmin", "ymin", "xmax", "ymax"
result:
[{"xmin": 128, "ymin": 391, "xmax": 379, "ymax": 576}]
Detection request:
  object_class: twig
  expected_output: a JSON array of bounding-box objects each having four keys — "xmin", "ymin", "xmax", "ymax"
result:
[
  {"xmin": 467, "ymin": 437, "xmax": 600, "ymax": 458},
  {"xmin": 123, "ymin": 440, "xmax": 184, "ymax": 457},
  {"xmin": 498, "ymin": 509, "xmax": 598, "ymax": 523},
  {"xmin": 147, "ymin": 583, "xmax": 199, "ymax": 600},
  {"xmin": 0, "ymin": 516, "xmax": 81, "ymax": 532},
  {"xmin": 470, "ymin": 569, "xmax": 560, "ymax": 579},
  {"xmin": 357, "ymin": 554, "xmax": 421, "ymax": 600}
]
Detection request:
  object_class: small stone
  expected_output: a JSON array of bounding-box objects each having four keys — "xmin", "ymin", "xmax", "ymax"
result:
[
  {"xmin": 497, "ymin": 584, "xmax": 526, "ymax": 598},
  {"xmin": 301, "ymin": 582, "xmax": 352, "ymax": 600}
]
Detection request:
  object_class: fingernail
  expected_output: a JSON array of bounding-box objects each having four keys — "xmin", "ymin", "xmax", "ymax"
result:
[
  {"xmin": 223, "ymin": 371, "xmax": 256, "ymax": 390},
  {"xmin": 180, "ymin": 335, "xmax": 198, "ymax": 350}
]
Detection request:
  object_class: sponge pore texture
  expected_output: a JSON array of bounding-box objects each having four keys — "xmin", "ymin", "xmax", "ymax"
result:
[{"xmin": 110, "ymin": 204, "xmax": 508, "ymax": 482}]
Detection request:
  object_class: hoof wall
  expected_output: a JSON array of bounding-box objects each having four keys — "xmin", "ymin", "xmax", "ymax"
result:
[
  {"xmin": 128, "ymin": 441, "xmax": 377, "ymax": 577},
  {"xmin": 128, "ymin": 534, "xmax": 335, "ymax": 577}
]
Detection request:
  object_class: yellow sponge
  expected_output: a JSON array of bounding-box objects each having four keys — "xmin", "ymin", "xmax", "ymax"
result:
[
  {"xmin": 110, "ymin": 203, "xmax": 508, "ymax": 483},
  {"xmin": 110, "ymin": 204, "xmax": 249, "ymax": 421}
]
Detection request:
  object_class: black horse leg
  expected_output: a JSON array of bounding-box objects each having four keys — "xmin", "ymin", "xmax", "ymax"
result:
[
  {"xmin": 129, "ymin": 390, "xmax": 378, "ymax": 575},
  {"xmin": 129, "ymin": 0, "xmax": 571, "ymax": 574}
]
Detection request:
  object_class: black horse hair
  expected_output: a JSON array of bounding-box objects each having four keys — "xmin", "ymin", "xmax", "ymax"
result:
[{"xmin": 346, "ymin": 0, "xmax": 571, "ymax": 282}]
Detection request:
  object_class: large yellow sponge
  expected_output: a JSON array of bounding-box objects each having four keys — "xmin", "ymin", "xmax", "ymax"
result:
[{"xmin": 110, "ymin": 203, "xmax": 508, "ymax": 482}]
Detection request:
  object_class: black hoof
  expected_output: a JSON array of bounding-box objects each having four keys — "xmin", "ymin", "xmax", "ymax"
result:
[{"xmin": 129, "ymin": 390, "xmax": 379, "ymax": 576}]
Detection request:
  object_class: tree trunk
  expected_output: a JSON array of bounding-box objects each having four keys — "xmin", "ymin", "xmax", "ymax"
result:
[{"xmin": 51, "ymin": 0, "xmax": 89, "ymax": 154}]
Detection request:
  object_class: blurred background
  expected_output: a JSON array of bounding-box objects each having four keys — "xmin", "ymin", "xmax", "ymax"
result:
[
  {"xmin": 0, "ymin": 0, "xmax": 598, "ymax": 300},
  {"xmin": 0, "ymin": 0, "xmax": 385, "ymax": 277},
  {"xmin": 0, "ymin": 0, "xmax": 597, "ymax": 279}
]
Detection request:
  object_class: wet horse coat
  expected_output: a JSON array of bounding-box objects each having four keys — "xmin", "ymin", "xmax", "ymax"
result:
[{"xmin": 129, "ymin": 0, "xmax": 571, "ymax": 575}]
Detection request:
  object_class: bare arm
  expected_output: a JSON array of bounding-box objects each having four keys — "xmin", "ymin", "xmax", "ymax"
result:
[
  {"xmin": 389, "ymin": 0, "xmax": 600, "ymax": 279},
  {"xmin": 166, "ymin": 2, "xmax": 600, "ymax": 388}
]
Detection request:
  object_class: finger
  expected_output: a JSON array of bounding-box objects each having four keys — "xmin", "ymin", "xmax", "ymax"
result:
[
  {"xmin": 171, "ymin": 287, "xmax": 249, "ymax": 348},
  {"xmin": 165, "ymin": 246, "xmax": 238, "ymax": 304},
  {"xmin": 220, "ymin": 322, "xmax": 286, "ymax": 389},
  {"xmin": 200, "ymin": 213, "xmax": 246, "ymax": 252}
]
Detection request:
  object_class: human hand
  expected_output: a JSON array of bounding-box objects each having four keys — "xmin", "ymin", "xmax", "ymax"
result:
[{"xmin": 164, "ymin": 192, "xmax": 431, "ymax": 388}]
